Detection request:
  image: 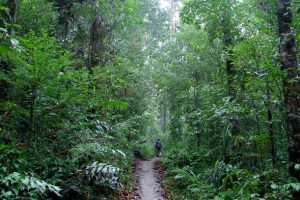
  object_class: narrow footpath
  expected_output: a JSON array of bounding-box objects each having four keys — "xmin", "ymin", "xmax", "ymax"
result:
[
  {"xmin": 138, "ymin": 158, "xmax": 164, "ymax": 200},
  {"xmin": 119, "ymin": 158, "xmax": 172, "ymax": 200},
  {"xmin": 122, "ymin": 157, "xmax": 167, "ymax": 200}
]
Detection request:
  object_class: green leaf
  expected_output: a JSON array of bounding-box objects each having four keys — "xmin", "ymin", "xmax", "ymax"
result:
[
  {"xmin": 0, "ymin": 6, "xmax": 8, "ymax": 11},
  {"xmin": 102, "ymin": 100, "xmax": 128, "ymax": 110},
  {"xmin": 290, "ymin": 183, "xmax": 300, "ymax": 191},
  {"xmin": 296, "ymin": 32, "xmax": 300, "ymax": 41},
  {"xmin": 0, "ymin": 43, "xmax": 10, "ymax": 54}
]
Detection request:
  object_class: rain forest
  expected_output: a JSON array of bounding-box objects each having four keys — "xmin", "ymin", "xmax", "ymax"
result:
[{"xmin": 0, "ymin": 0, "xmax": 300, "ymax": 199}]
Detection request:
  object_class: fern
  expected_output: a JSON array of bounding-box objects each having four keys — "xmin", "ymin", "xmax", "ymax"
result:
[{"xmin": 85, "ymin": 162, "xmax": 121, "ymax": 189}]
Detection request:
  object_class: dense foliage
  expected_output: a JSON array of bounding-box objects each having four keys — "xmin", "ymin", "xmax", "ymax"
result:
[
  {"xmin": 0, "ymin": 0, "xmax": 300, "ymax": 199},
  {"xmin": 0, "ymin": 0, "xmax": 162, "ymax": 199},
  {"xmin": 159, "ymin": 0, "xmax": 300, "ymax": 199}
]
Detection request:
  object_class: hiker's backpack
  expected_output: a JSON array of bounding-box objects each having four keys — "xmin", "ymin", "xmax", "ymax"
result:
[{"xmin": 155, "ymin": 141, "xmax": 162, "ymax": 150}]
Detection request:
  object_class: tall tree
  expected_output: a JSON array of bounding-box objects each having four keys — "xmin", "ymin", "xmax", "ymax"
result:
[
  {"xmin": 181, "ymin": 0, "xmax": 241, "ymax": 161},
  {"xmin": 278, "ymin": 0, "xmax": 300, "ymax": 182}
]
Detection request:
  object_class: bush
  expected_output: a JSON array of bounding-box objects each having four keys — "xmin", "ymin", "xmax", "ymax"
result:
[
  {"xmin": 167, "ymin": 166, "xmax": 217, "ymax": 199},
  {"xmin": 205, "ymin": 160, "xmax": 234, "ymax": 187},
  {"xmin": 0, "ymin": 172, "xmax": 61, "ymax": 199},
  {"xmin": 72, "ymin": 142, "xmax": 126, "ymax": 165}
]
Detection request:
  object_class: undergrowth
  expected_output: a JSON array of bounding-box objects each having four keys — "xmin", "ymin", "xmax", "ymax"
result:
[{"xmin": 162, "ymin": 142, "xmax": 299, "ymax": 200}]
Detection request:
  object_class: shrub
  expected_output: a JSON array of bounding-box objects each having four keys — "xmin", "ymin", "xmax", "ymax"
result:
[
  {"xmin": 205, "ymin": 160, "xmax": 234, "ymax": 187},
  {"xmin": 0, "ymin": 172, "xmax": 61, "ymax": 199},
  {"xmin": 72, "ymin": 142, "xmax": 126, "ymax": 165},
  {"xmin": 85, "ymin": 161, "xmax": 121, "ymax": 190}
]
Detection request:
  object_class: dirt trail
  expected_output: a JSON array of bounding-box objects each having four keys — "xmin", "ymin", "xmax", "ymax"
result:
[{"xmin": 137, "ymin": 158, "xmax": 165, "ymax": 200}]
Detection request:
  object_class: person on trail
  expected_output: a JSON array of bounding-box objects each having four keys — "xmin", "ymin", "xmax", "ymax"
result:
[{"xmin": 155, "ymin": 139, "xmax": 162, "ymax": 157}]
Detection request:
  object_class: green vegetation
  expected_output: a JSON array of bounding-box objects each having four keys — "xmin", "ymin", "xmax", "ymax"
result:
[{"xmin": 0, "ymin": 0, "xmax": 300, "ymax": 199}]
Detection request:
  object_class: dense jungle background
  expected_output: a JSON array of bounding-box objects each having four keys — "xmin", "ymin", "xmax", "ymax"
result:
[{"xmin": 1, "ymin": 0, "xmax": 300, "ymax": 199}]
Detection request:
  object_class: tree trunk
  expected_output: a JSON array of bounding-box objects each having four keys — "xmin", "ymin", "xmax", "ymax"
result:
[
  {"xmin": 162, "ymin": 104, "xmax": 167, "ymax": 133},
  {"xmin": 266, "ymin": 85, "xmax": 276, "ymax": 169},
  {"xmin": 7, "ymin": 0, "xmax": 17, "ymax": 24},
  {"xmin": 88, "ymin": 14, "xmax": 110, "ymax": 71},
  {"xmin": 224, "ymin": 34, "xmax": 235, "ymax": 100},
  {"xmin": 0, "ymin": 61, "xmax": 9, "ymax": 100},
  {"xmin": 54, "ymin": 0, "xmax": 87, "ymax": 40},
  {"xmin": 254, "ymin": 104, "xmax": 264, "ymax": 170},
  {"xmin": 192, "ymin": 71, "xmax": 201, "ymax": 146},
  {"xmin": 222, "ymin": 13, "xmax": 238, "ymax": 130},
  {"xmin": 278, "ymin": 0, "xmax": 300, "ymax": 182},
  {"xmin": 54, "ymin": 0, "xmax": 74, "ymax": 40},
  {"xmin": 222, "ymin": 13, "xmax": 239, "ymax": 160},
  {"xmin": 28, "ymin": 89, "xmax": 36, "ymax": 142}
]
